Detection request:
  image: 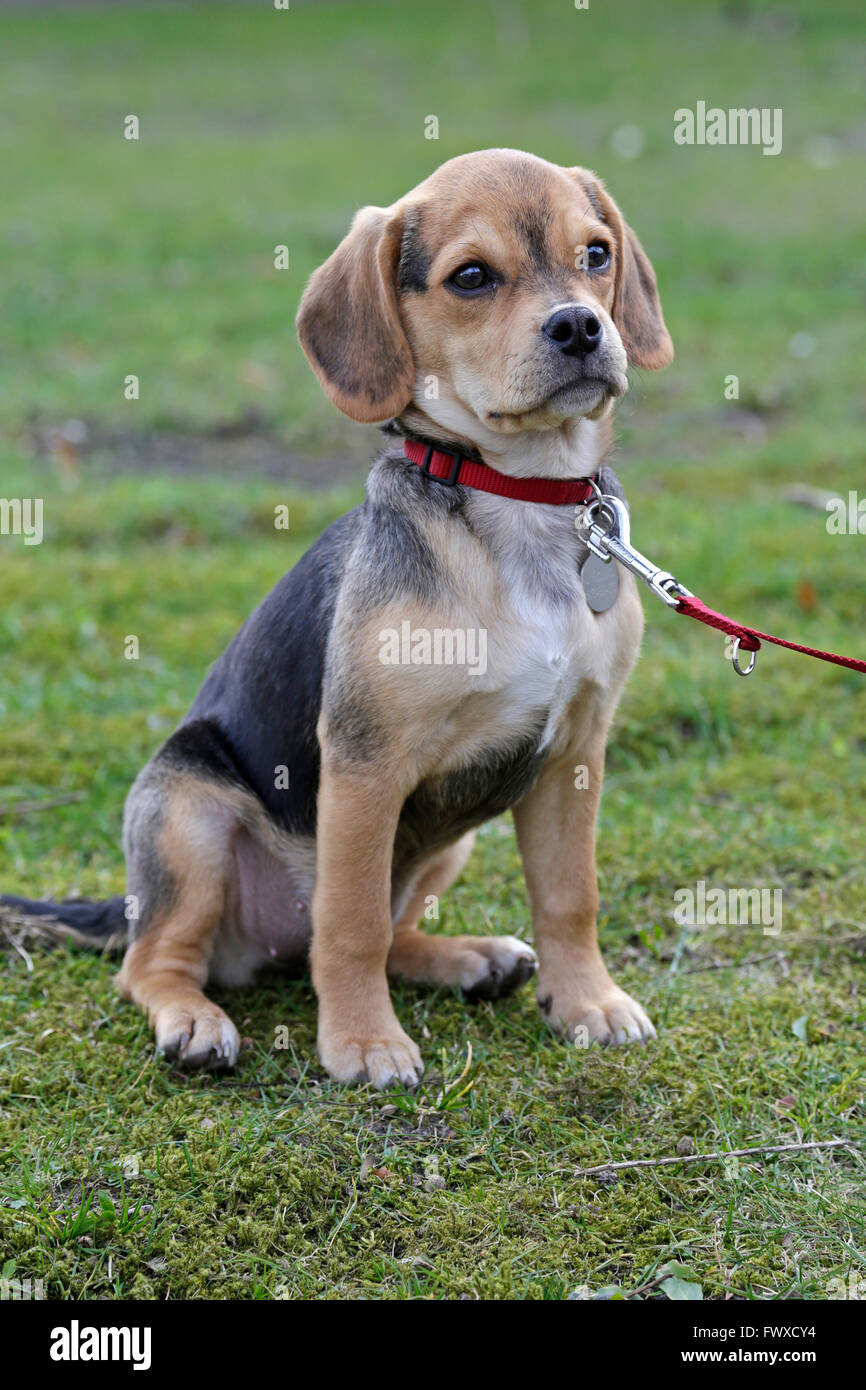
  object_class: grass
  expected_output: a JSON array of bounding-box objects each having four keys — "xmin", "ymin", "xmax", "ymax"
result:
[{"xmin": 0, "ymin": 0, "xmax": 864, "ymax": 1300}]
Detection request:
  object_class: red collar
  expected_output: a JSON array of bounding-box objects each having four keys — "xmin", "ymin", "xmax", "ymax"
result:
[{"xmin": 403, "ymin": 438, "xmax": 598, "ymax": 506}]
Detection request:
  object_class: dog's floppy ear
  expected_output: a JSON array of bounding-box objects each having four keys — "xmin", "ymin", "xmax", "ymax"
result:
[
  {"xmin": 296, "ymin": 204, "xmax": 415, "ymax": 423},
  {"xmin": 571, "ymin": 169, "xmax": 673, "ymax": 370}
]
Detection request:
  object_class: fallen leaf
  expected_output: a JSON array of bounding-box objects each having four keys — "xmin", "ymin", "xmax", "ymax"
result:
[{"xmin": 661, "ymin": 1275, "xmax": 703, "ymax": 1301}]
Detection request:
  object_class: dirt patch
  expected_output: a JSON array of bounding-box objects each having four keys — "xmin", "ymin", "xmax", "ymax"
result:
[{"xmin": 26, "ymin": 412, "xmax": 378, "ymax": 489}]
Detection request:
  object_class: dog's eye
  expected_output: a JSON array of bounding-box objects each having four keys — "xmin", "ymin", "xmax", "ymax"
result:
[
  {"xmin": 448, "ymin": 263, "xmax": 492, "ymax": 294},
  {"xmin": 586, "ymin": 242, "xmax": 610, "ymax": 271}
]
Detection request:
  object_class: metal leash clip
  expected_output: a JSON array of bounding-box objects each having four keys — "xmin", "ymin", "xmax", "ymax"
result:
[{"xmin": 580, "ymin": 494, "xmax": 694, "ymax": 610}]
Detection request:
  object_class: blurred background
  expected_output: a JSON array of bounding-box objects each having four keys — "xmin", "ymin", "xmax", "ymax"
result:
[
  {"xmin": 0, "ymin": 0, "xmax": 864, "ymax": 1304},
  {"xmin": 3, "ymin": 0, "xmax": 864, "ymax": 885},
  {"xmin": 2, "ymin": 0, "xmax": 865, "ymax": 920}
]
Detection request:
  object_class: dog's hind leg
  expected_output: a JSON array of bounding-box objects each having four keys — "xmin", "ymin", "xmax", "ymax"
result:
[
  {"xmin": 387, "ymin": 832, "xmax": 537, "ymax": 1000},
  {"xmin": 116, "ymin": 770, "xmax": 241, "ymax": 1070}
]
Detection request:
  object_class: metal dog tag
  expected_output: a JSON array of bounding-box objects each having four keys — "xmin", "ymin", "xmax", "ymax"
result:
[{"xmin": 580, "ymin": 551, "xmax": 619, "ymax": 613}]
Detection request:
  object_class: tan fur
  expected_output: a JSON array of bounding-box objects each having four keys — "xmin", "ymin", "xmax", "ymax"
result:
[
  {"xmin": 118, "ymin": 774, "xmax": 315, "ymax": 1067},
  {"xmin": 387, "ymin": 833, "xmax": 536, "ymax": 992},
  {"xmin": 117, "ymin": 778, "xmax": 239, "ymax": 1069},
  {"xmin": 310, "ymin": 740, "xmax": 422, "ymax": 1086},
  {"xmin": 296, "ymin": 205, "xmax": 414, "ymax": 422},
  {"xmin": 296, "ymin": 151, "xmax": 668, "ymax": 1081},
  {"xmin": 574, "ymin": 170, "xmax": 673, "ymax": 371},
  {"xmin": 297, "ymin": 149, "xmax": 672, "ymax": 432},
  {"xmin": 513, "ymin": 697, "xmax": 654, "ymax": 1045},
  {"xmin": 119, "ymin": 150, "xmax": 672, "ymax": 1084}
]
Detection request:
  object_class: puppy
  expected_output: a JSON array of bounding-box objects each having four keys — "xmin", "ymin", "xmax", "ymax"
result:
[{"xmin": 4, "ymin": 149, "xmax": 673, "ymax": 1085}]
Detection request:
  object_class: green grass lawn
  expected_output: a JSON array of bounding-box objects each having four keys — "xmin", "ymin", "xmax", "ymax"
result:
[{"xmin": 0, "ymin": 0, "xmax": 864, "ymax": 1300}]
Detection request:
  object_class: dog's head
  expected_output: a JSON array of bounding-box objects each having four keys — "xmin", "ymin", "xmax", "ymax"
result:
[{"xmin": 297, "ymin": 149, "xmax": 672, "ymax": 454}]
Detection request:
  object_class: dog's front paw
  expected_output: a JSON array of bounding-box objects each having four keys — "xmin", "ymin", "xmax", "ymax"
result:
[
  {"xmin": 154, "ymin": 1001, "xmax": 240, "ymax": 1070},
  {"xmin": 461, "ymin": 936, "xmax": 538, "ymax": 1001},
  {"xmin": 319, "ymin": 1020, "xmax": 423, "ymax": 1088},
  {"xmin": 538, "ymin": 979, "xmax": 656, "ymax": 1047}
]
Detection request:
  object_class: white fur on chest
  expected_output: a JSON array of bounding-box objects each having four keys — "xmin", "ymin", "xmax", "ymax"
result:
[
  {"xmin": 485, "ymin": 565, "xmax": 617, "ymax": 753},
  {"xmin": 454, "ymin": 493, "xmax": 642, "ymax": 757}
]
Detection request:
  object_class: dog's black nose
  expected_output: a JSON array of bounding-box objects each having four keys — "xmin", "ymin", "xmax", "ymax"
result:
[{"xmin": 542, "ymin": 305, "xmax": 603, "ymax": 357}]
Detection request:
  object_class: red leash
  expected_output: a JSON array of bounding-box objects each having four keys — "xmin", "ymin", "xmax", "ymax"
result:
[
  {"xmin": 579, "ymin": 491, "xmax": 866, "ymax": 679},
  {"xmin": 675, "ymin": 595, "xmax": 866, "ymax": 676},
  {"xmin": 402, "ymin": 438, "xmax": 866, "ymax": 680}
]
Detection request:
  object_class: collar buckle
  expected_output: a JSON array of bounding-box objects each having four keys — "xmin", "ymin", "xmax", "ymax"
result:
[{"xmin": 420, "ymin": 445, "xmax": 462, "ymax": 487}]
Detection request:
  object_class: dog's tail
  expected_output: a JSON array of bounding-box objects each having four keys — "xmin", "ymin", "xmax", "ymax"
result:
[{"xmin": 0, "ymin": 893, "xmax": 127, "ymax": 952}]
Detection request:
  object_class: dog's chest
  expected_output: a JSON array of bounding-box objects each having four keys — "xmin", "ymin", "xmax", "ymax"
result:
[
  {"xmin": 465, "ymin": 502, "xmax": 625, "ymax": 751},
  {"xmin": 394, "ymin": 502, "xmax": 641, "ymax": 864},
  {"xmin": 483, "ymin": 585, "xmax": 595, "ymax": 754},
  {"xmin": 396, "ymin": 584, "xmax": 614, "ymax": 865}
]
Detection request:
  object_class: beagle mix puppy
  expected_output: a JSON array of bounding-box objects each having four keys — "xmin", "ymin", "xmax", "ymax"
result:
[{"xmin": 4, "ymin": 149, "xmax": 673, "ymax": 1086}]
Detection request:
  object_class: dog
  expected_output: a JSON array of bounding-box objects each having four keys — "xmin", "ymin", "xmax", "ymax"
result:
[{"xmin": 3, "ymin": 149, "xmax": 673, "ymax": 1086}]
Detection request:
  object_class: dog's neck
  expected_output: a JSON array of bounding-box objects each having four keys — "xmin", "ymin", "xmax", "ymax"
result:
[
  {"xmin": 388, "ymin": 403, "xmax": 616, "ymax": 611},
  {"xmin": 393, "ymin": 400, "xmax": 613, "ymax": 481}
]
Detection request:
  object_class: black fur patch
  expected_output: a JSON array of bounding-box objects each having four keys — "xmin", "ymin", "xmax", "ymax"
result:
[
  {"xmin": 398, "ymin": 209, "xmax": 432, "ymax": 293},
  {"xmin": 321, "ymin": 679, "xmax": 386, "ymax": 765},
  {"xmin": 185, "ymin": 510, "xmax": 358, "ymax": 831},
  {"xmin": 512, "ymin": 201, "xmax": 555, "ymax": 277},
  {"xmin": 122, "ymin": 771, "xmax": 180, "ymax": 938},
  {"xmin": 578, "ymin": 176, "xmax": 606, "ymax": 222},
  {"xmin": 361, "ymin": 497, "xmax": 445, "ymax": 606},
  {"xmin": 156, "ymin": 719, "xmax": 250, "ymax": 785},
  {"xmin": 180, "ymin": 457, "xmax": 449, "ymax": 821},
  {"xmin": 394, "ymin": 722, "xmax": 549, "ymax": 872},
  {"xmin": 0, "ymin": 892, "xmax": 127, "ymax": 939}
]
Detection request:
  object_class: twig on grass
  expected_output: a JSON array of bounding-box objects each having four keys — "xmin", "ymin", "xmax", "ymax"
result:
[
  {"xmin": 679, "ymin": 950, "xmax": 788, "ymax": 975},
  {"xmin": 575, "ymin": 1138, "xmax": 853, "ymax": 1177},
  {"xmin": 675, "ymin": 932, "xmax": 865, "ymax": 976}
]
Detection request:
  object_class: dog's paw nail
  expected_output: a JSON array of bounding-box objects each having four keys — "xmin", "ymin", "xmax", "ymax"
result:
[
  {"xmin": 155, "ymin": 1006, "xmax": 240, "ymax": 1071},
  {"xmin": 544, "ymin": 988, "xmax": 656, "ymax": 1047},
  {"xmin": 462, "ymin": 936, "xmax": 538, "ymax": 1001},
  {"xmin": 320, "ymin": 1031, "xmax": 423, "ymax": 1089}
]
